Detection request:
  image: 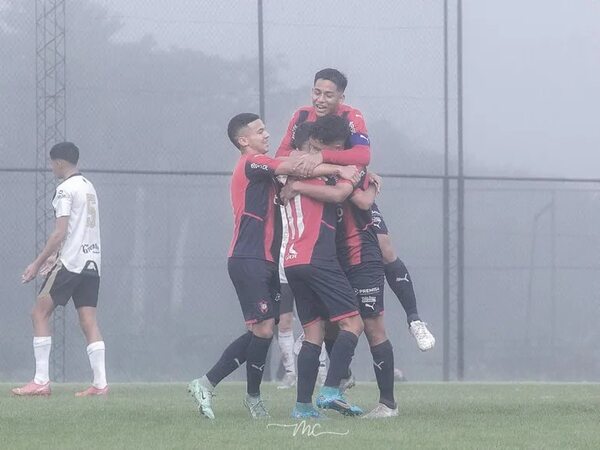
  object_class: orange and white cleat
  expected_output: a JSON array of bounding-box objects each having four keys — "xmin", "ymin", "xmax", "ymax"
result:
[
  {"xmin": 11, "ymin": 380, "xmax": 51, "ymax": 396},
  {"xmin": 75, "ymin": 385, "xmax": 109, "ymax": 397}
]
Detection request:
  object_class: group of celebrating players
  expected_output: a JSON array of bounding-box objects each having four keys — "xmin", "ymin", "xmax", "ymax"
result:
[
  {"xmin": 11, "ymin": 67, "xmax": 435, "ymax": 420},
  {"xmin": 189, "ymin": 68, "xmax": 435, "ymax": 419}
]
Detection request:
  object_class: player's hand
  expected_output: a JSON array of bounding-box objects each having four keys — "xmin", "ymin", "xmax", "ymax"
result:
[
  {"xmin": 22, "ymin": 262, "xmax": 41, "ymax": 284},
  {"xmin": 294, "ymin": 152, "xmax": 323, "ymax": 178},
  {"xmin": 279, "ymin": 181, "xmax": 299, "ymax": 204},
  {"xmin": 368, "ymin": 171, "xmax": 383, "ymax": 193},
  {"xmin": 39, "ymin": 255, "xmax": 57, "ymax": 277},
  {"xmin": 337, "ymin": 165, "xmax": 360, "ymax": 186}
]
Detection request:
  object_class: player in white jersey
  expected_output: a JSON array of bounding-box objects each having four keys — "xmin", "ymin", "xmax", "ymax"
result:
[{"xmin": 12, "ymin": 142, "xmax": 108, "ymax": 397}]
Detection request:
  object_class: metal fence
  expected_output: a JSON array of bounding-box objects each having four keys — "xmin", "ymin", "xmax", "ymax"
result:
[{"xmin": 1, "ymin": 0, "xmax": 599, "ymax": 383}]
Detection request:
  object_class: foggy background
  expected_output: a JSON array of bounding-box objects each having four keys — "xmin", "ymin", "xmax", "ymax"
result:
[{"xmin": 1, "ymin": 0, "xmax": 599, "ymax": 383}]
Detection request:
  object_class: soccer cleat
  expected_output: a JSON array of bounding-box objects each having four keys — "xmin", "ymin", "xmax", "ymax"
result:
[
  {"xmin": 409, "ymin": 320, "xmax": 436, "ymax": 351},
  {"xmin": 315, "ymin": 386, "xmax": 363, "ymax": 416},
  {"xmin": 188, "ymin": 378, "xmax": 215, "ymax": 419},
  {"xmin": 75, "ymin": 385, "xmax": 109, "ymax": 397},
  {"xmin": 277, "ymin": 371, "xmax": 297, "ymax": 390},
  {"xmin": 11, "ymin": 380, "xmax": 51, "ymax": 396},
  {"xmin": 339, "ymin": 372, "xmax": 356, "ymax": 393},
  {"xmin": 316, "ymin": 363, "xmax": 327, "ymax": 387},
  {"xmin": 362, "ymin": 403, "xmax": 399, "ymax": 419},
  {"xmin": 244, "ymin": 394, "xmax": 270, "ymax": 418},
  {"xmin": 291, "ymin": 402, "xmax": 327, "ymax": 419}
]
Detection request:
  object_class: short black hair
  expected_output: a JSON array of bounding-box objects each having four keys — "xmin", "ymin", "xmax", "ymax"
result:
[
  {"xmin": 227, "ymin": 113, "xmax": 260, "ymax": 149},
  {"xmin": 310, "ymin": 115, "xmax": 350, "ymax": 146},
  {"xmin": 49, "ymin": 142, "xmax": 79, "ymax": 165},
  {"xmin": 292, "ymin": 121, "xmax": 314, "ymax": 150},
  {"xmin": 314, "ymin": 68, "xmax": 348, "ymax": 92}
]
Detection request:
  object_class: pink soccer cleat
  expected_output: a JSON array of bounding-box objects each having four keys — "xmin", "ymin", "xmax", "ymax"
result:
[
  {"xmin": 11, "ymin": 380, "xmax": 51, "ymax": 396},
  {"xmin": 75, "ymin": 385, "xmax": 109, "ymax": 397}
]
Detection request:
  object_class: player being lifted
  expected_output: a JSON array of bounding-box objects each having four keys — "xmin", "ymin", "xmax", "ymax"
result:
[
  {"xmin": 188, "ymin": 113, "xmax": 357, "ymax": 419},
  {"xmin": 278, "ymin": 68, "xmax": 435, "ymax": 352},
  {"xmin": 13, "ymin": 142, "xmax": 108, "ymax": 397}
]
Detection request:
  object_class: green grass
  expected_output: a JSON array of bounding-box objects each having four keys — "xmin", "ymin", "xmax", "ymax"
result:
[{"xmin": 1, "ymin": 382, "xmax": 600, "ymax": 449}]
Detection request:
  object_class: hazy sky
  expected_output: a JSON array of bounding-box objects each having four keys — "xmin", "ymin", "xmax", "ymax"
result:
[{"xmin": 91, "ymin": 0, "xmax": 600, "ymax": 178}]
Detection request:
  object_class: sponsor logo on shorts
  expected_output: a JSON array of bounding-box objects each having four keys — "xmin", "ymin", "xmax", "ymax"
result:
[{"xmin": 357, "ymin": 287, "xmax": 380, "ymax": 295}]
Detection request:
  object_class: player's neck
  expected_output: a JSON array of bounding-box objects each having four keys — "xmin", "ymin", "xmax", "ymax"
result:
[
  {"xmin": 61, "ymin": 167, "xmax": 79, "ymax": 180},
  {"xmin": 242, "ymin": 148, "xmax": 265, "ymax": 156}
]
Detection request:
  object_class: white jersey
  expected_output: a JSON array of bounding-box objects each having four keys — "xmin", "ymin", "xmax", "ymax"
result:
[{"xmin": 52, "ymin": 174, "xmax": 101, "ymax": 275}]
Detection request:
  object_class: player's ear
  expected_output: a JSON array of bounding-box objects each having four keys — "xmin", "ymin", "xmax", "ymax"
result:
[{"xmin": 237, "ymin": 135, "xmax": 248, "ymax": 149}]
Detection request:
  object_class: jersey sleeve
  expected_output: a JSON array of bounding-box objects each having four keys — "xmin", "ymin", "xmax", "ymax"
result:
[
  {"xmin": 275, "ymin": 110, "xmax": 301, "ymax": 158},
  {"xmin": 321, "ymin": 108, "xmax": 371, "ymax": 166},
  {"xmin": 52, "ymin": 187, "xmax": 73, "ymax": 218},
  {"xmin": 245, "ymin": 154, "xmax": 283, "ymax": 180}
]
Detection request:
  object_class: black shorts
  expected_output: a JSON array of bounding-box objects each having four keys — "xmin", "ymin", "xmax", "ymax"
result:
[
  {"xmin": 371, "ymin": 203, "xmax": 389, "ymax": 235},
  {"xmin": 285, "ymin": 261, "xmax": 359, "ymax": 327},
  {"xmin": 345, "ymin": 261, "xmax": 385, "ymax": 318},
  {"xmin": 279, "ymin": 283, "xmax": 295, "ymax": 315},
  {"xmin": 39, "ymin": 262, "xmax": 100, "ymax": 308},
  {"xmin": 228, "ymin": 257, "xmax": 280, "ymax": 325}
]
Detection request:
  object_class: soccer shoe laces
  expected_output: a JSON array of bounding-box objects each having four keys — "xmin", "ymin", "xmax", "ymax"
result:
[
  {"xmin": 249, "ymin": 398, "xmax": 268, "ymax": 416},
  {"xmin": 411, "ymin": 321, "xmax": 431, "ymax": 339}
]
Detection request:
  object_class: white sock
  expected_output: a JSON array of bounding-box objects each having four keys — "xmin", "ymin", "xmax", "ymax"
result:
[
  {"xmin": 33, "ymin": 336, "xmax": 51, "ymax": 384},
  {"xmin": 87, "ymin": 341, "xmax": 107, "ymax": 389},
  {"xmin": 278, "ymin": 330, "xmax": 295, "ymax": 374}
]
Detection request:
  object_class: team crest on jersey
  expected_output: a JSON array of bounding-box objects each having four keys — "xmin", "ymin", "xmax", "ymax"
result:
[{"xmin": 257, "ymin": 300, "xmax": 270, "ymax": 314}]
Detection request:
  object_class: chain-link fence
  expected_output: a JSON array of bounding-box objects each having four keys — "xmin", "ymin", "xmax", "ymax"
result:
[{"xmin": 1, "ymin": 0, "xmax": 599, "ymax": 383}]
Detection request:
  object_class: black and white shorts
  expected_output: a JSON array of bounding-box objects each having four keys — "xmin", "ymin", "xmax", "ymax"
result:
[
  {"xmin": 39, "ymin": 261, "xmax": 100, "ymax": 308},
  {"xmin": 228, "ymin": 257, "xmax": 280, "ymax": 325},
  {"xmin": 345, "ymin": 260, "xmax": 385, "ymax": 318}
]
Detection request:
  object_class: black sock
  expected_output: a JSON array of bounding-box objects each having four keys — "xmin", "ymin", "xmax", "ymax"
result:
[
  {"xmin": 370, "ymin": 340, "xmax": 396, "ymax": 409},
  {"xmin": 296, "ymin": 341, "xmax": 321, "ymax": 404},
  {"xmin": 245, "ymin": 334, "xmax": 273, "ymax": 396},
  {"xmin": 384, "ymin": 258, "xmax": 420, "ymax": 323},
  {"xmin": 324, "ymin": 338, "xmax": 352, "ymax": 379},
  {"xmin": 206, "ymin": 331, "xmax": 252, "ymax": 387},
  {"xmin": 324, "ymin": 330, "xmax": 358, "ymax": 388}
]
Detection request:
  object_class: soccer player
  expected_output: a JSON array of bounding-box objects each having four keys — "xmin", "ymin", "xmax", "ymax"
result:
[
  {"xmin": 276, "ymin": 122, "xmax": 328, "ymax": 390},
  {"xmin": 283, "ymin": 115, "xmax": 398, "ymax": 418},
  {"xmin": 188, "ymin": 113, "xmax": 357, "ymax": 419},
  {"xmin": 279, "ymin": 67, "xmax": 435, "ymax": 351},
  {"xmin": 13, "ymin": 142, "xmax": 107, "ymax": 397},
  {"xmin": 280, "ymin": 119, "xmax": 365, "ymax": 419}
]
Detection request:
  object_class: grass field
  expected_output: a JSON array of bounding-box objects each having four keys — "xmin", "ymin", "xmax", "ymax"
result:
[{"xmin": 1, "ymin": 382, "xmax": 599, "ymax": 449}]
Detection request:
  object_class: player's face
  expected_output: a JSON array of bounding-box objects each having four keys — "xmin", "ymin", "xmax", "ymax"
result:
[
  {"xmin": 312, "ymin": 79, "xmax": 344, "ymax": 117},
  {"xmin": 239, "ymin": 119, "xmax": 270, "ymax": 154},
  {"xmin": 50, "ymin": 159, "xmax": 63, "ymax": 178}
]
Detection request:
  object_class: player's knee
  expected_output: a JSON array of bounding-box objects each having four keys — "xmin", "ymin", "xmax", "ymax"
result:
[
  {"xmin": 378, "ymin": 235, "xmax": 396, "ymax": 263},
  {"xmin": 253, "ymin": 318, "xmax": 275, "ymax": 339},
  {"xmin": 31, "ymin": 298, "xmax": 52, "ymax": 323},
  {"xmin": 338, "ymin": 314, "xmax": 364, "ymax": 336}
]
